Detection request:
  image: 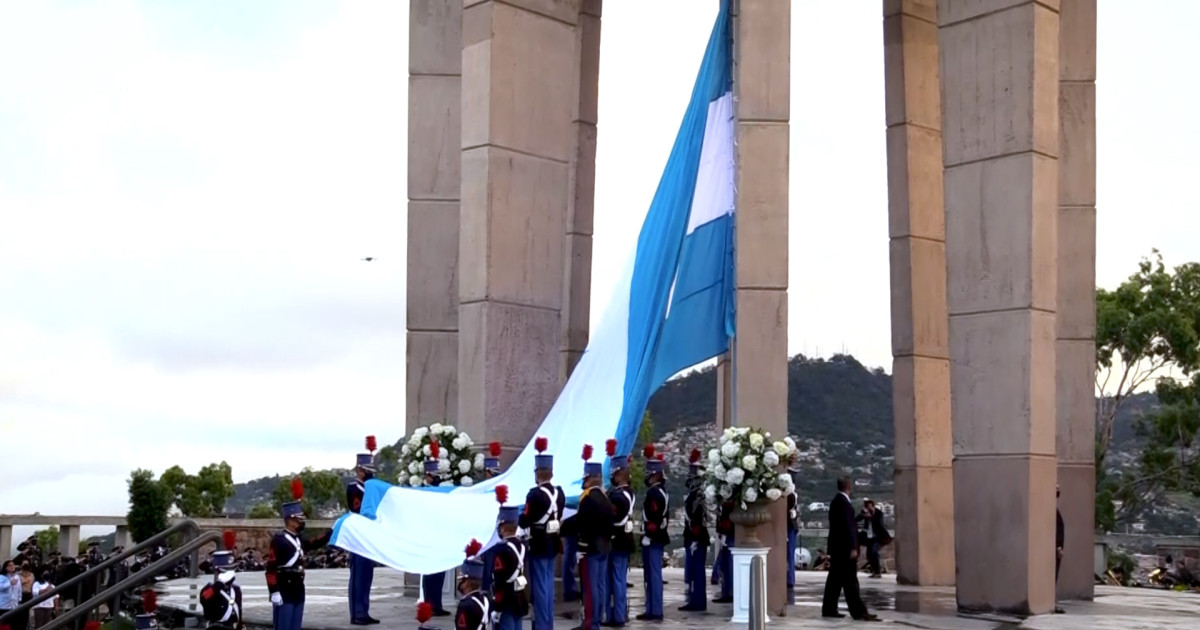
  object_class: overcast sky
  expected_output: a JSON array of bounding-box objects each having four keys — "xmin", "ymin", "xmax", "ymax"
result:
[{"xmin": 2, "ymin": 0, "xmax": 1198, "ymax": 542}]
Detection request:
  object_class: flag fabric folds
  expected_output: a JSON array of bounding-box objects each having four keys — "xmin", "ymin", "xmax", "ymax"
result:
[{"xmin": 330, "ymin": 0, "xmax": 735, "ymax": 575}]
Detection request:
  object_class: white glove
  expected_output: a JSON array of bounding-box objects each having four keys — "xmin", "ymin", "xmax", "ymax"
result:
[
  {"xmin": 688, "ymin": 543, "xmax": 698, "ymax": 555},
  {"xmin": 490, "ymin": 612, "xmax": 500, "ymax": 624},
  {"xmin": 576, "ymin": 552, "xmax": 585, "ymax": 565},
  {"xmin": 789, "ymin": 509, "xmax": 797, "ymax": 519},
  {"xmin": 641, "ymin": 536, "xmax": 651, "ymax": 547},
  {"xmin": 270, "ymin": 593, "xmax": 282, "ymax": 607},
  {"xmin": 623, "ymin": 522, "xmax": 634, "ymax": 534}
]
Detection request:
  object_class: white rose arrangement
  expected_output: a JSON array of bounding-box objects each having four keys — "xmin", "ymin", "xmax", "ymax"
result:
[
  {"xmin": 704, "ymin": 426, "xmax": 799, "ymax": 510},
  {"xmin": 396, "ymin": 423, "xmax": 485, "ymax": 487}
]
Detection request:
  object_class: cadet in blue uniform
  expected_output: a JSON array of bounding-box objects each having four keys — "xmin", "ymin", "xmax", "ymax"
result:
[
  {"xmin": 491, "ymin": 486, "xmax": 528, "ymax": 630},
  {"xmin": 266, "ymin": 481, "xmax": 332, "ymax": 630},
  {"xmin": 576, "ymin": 446, "xmax": 611, "ymax": 630},
  {"xmin": 347, "ymin": 448, "xmax": 380, "ymax": 625},
  {"xmin": 518, "ymin": 437, "xmax": 564, "ymax": 630},
  {"xmin": 454, "ymin": 542, "xmax": 494, "ymax": 630},
  {"xmin": 680, "ymin": 449, "xmax": 709, "ymax": 612},
  {"xmin": 785, "ymin": 460, "xmax": 800, "ymax": 603},
  {"xmin": 637, "ymin": 449, "xmax": 669, "ymax": 622},
  {"xmin": 135, "ymin": 613, "xmax": 158, "ymax": 630},
  {"xmin": 713, "ymin": 499, "xmax": 734, "ymax": 603},
  {"xmin": 561, "ymin": 445, "xmax": 580, "ymax": 604},
  {"xmin": 480, "ymin": 442, "xmax": 504, "ymax": 594},
  {"xmin": 201, "ymin": 548, "xmax": 244, "ymax": 630},
  {"xmin": 421, "ymin": 460, "xmax": 452, "ymax": 617},
  {"xmin": 604, "ymin": 438, "xmax": 634, "ymax": 627}
]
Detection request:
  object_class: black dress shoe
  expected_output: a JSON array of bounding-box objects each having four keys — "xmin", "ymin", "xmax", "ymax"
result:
[
  {"xmin": 634, "ymin": 614, "xmax": 662, "ymax": 622},
  {"xmin": 852, "ymin": 613, "xmax": 880, "ymax": 622},
  {"xmin": 366, "ymin": 617, "xmax": 381, "ymax": 624},
  {"xmin": 678, "ymin": 605, "xmax": 706, "ymax": 612},
  {"xmin": 822, "ymin": 612, "xmax": 846, "ymax": 618},
  {"xmin": 564, "ymin": 593, "xmax": 581, "ymax": 602},
  {"xmin": 712, "ymin": 597, "xmax": 732, "ymax": 604},
  {"xmin": 350, "ymin": 620, "xmax": 372, "ymax": 626},
  {"xmin": 433, "ymin": 609, "xmax": 451, "ymax": 617}
]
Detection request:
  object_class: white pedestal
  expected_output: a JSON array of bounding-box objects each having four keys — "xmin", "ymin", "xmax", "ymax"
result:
[
  {"xmin": 730, "ymin": 547, "xmax": 770, "ymax": 624},
  {"xmin": 417, "ymin": 569, "xmax": 457, "ymax": 603}
]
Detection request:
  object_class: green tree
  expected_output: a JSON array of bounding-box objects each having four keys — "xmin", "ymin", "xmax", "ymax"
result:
[
  {"xmin": 271, "ymin": 467, "xmax": 346, "ymax": 518},
  {"xmin": 247, "ymin": 503, "xmax": 277, "ymax": 519},
  {"xmin": 630, "ymin": 411, "xmax": 654, "ymax": 494},
  {"xmin": 127, "ymin": 468, "xmax": 171, "ymax": 543},
  {"xmin": 1095, "ymin": 251, "xmax": 1200, "ymax": 529},
  {"xmin": 32, "ymin": 527, "xmax": 58, "ymax": 557},
  {"xmin": 374, "ymin": 445, "xmax": 400, "ymax": 484},
  {"xmin": 159, "ymin": 462, "xmax": 235, "ymax": 517}
]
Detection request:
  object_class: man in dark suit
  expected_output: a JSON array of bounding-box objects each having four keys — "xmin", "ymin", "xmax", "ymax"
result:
[{"xmin": 822, "ymin": 477, "xmax": 877, "ymax": 621}]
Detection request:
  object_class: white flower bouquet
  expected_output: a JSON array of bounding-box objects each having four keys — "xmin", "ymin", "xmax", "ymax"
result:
[
  {"xmin": 703, "ymin": 426, "xmax": 798, "ymax": 510},
  {"xmin": 396, "ymin": 423, "xmax": 486, "ymax": 487}
]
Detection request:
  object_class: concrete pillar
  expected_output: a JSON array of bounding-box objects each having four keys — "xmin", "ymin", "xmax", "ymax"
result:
[
  {"xmin": 560, "ymin": 0, "xmax": 602, "ymax": 381},
  {"xmin": 114, "ymin": 525, "xmax": 132, "ymax": 550},
  {"xmin": 0, "ymin": 524, "xmax": 12, "ymax": 559},
  {"xmin": 732, "ymin": 0, "xmax": 790, "ymax": 614},
  {"xmin": 59, "ymin": 524, "xmax": 80, "ymax": 557},
  {"xmin": 1055, "ymin": 0, "xmax": 1097, "ymax": 602},
  {"xmin": 407, "ymin": 0, "xmax": 463, "ymax": 431},
  {"xmin": 715, "ymin": 353, "xmax": 733, "ymax": 430},
  {"xmin": 882, "ymin": 0, "xmax": 955, "ymax": 587},
  {"xmin": 458, "ymin": 0, "xmax": 582, "ymax": 446},
  {"xmin": 939, "ymin": 0, "xmax": 1060, "ymax": 615}
]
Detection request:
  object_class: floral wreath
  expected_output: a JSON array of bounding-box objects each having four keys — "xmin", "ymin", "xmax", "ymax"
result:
[
  {"xmin": 704, "ymin": 427, "xmax": 798, "ymax": 510},
  {"xmin": 397, "ymin": 423, "xmax": 485, "ymax": 487}
]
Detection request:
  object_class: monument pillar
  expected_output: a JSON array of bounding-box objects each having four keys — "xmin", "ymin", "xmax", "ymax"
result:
[
  {"xmin": 939, "ymin": 0, "xmax": 1060, "ymax": 614},
  {"xmin": 59, "ymin": 524, "xmax": 80, "ymax": 557},
  {"xmin": 407, "ymin": 0, "xmax": 463, "ymax": 431},
  {"xmin": 1055, "ymin": 0, "xmax": 1097, "ymax": 602},
  {"xmin": 0, "ymin": 524, "xmax": 12, "ymax": 559},
  {"xmin": 731, "ymin": 0, "xmax": 790, "ymax": 615},
  {"xmin": 458, "ymin": 0, "xmax": 593, "ymax": 447}
]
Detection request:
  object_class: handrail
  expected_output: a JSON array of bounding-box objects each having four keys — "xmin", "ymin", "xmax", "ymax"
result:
[
  {"xmin": 0, "ymin": 519, "xmax": 202, "ymax": 624},
  {"xmin": 38, "ymin": 531, "xmax": 221, "ymax": 630}
]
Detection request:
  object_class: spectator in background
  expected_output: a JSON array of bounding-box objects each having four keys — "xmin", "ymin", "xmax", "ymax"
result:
[
  {"xmin": 31, "ymin": 571, "xmax": 58, "ymax": 629},
  {"xmin": 2, "ymin": 560, "xmax": 19, "ymax": 624}
]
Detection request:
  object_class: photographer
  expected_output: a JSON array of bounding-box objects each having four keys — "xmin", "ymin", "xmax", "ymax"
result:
[{"xmin": 855, "ymin": 499, "xmax": 891, "ymax": 578}]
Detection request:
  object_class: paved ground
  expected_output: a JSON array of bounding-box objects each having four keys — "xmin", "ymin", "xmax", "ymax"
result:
[{"xmin": 158, "ymin": 568, "xmax": 1200, "ymax": 629}]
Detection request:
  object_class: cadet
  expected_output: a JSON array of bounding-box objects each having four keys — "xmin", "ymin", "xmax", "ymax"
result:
[
  {"xmin": 454, "ymin": 541, "xmax": 494, "ymax": 630},
  {"xmin": 713, "ymin": 499, "xmax": 734, "ymax": 603},
  {"xmin": 604, "ymin": 438, "xmax": 634, "ymax": 627},
  {"xmin": 637, "ymin": 447, "xmax": 668, "ymax": 622},
  {"xmin": 421, "ymin": 459, "xmax": 451, "ymax": 617},
  {"xmin": 135, "ymin": 612, "xmax": 158, "ymax": 630},
  {"xmin": 480, "ymin": 442, "xmax": 504, "ymax": 593},
  {"xmin": 680, "ymin": 449, "xmax": 709, "ymax": 612},
  {"xmin": 200, "ymin": 533, "xmax": 243, "ymax": 630},
  {"xmin": 786, "ymin": 458, "xmax": 800, "ymax": 603},
  {"xmin": 518, "ymin": 437, "xmax": 565, "ymax": 630},
  {"xmin": 491, "ymin": 485, "xmax": 528, "ymax": 630},
  {"xmin": 266, "ymin": 479, "xmax": 332, "ymax": 630},
  {"xmin": 576, "ymin": 446, "xmax": 612, "ymax": 630},
  {"xmin": 348, "ymin": 438, "xmax": 380, "ymax": 625}
]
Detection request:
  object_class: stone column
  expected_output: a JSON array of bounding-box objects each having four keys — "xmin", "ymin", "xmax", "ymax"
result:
[
  {"xmin": 59, "ymin": 524, "xmax": 80, "ymax": 557},
  {"xmin": 407, "ymin": 0, "xmax": 462, "ymax": 431},
  {"xmin": 716, "ymin": 353, "xmax": 733, "ymax": 430},
  {"xmin": 0, "ymin": 524, "xmax": 12, "ymax": 559},
  {"xmin": 939, "ymin": 0, "xmax": 1060, "ymax": 615},
  {"xmin": 883, "ymin": 0, "xmax": 955, "ymax": 586},
  {"xmin": 458, "ymin": 0, "xmax": 581, "ymax": 447},
  {"xmin": 732, "ymin": 0, "xmax": 790, "ymax": 614},
  {"xmin": 114, "ymin": 525, "xmax": 132, "ymax": 550},
  {"xmin": 1056, "ymin": 0, "xmax": 1097, "ymax": 602},
  {"xmin": 560, "ymin": 0, "xmax": 602, "ymax": 381}
]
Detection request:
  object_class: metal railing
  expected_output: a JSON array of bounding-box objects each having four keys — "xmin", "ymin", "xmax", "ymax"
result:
[
  {"xmin": 1, "ymin": 520, "xmax": 213, "ymax": 629},
  {"xmin": 39, "ymin": 531, "xmax": 221, "ymax": 630}
]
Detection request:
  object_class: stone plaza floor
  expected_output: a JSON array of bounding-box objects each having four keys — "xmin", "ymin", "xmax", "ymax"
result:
[{"xmin": 158, "ymin": 568, "xmax": 1200, "ymax": 629}]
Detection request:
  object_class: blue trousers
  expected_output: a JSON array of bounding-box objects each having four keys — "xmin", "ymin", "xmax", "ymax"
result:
[
  {"xmin": 348, "ymin": 553, "xmax": 375, "ymax": 620},
  {"xmin": 562, "ymin": 535, "xmax": 579, "ymax": 598},
  {"xmin": 421, "ymin": 572, "xmax": 446, "ymax": 613},
  {"xmin": 581, "ymin": 552, "xmax": 608, "ymax": 630},
  {"xmin": 273, "ymin": 592, "xmax": 304, "ymax": 630},
  {"xmin": 529, "ymin": 555, "xmax": 556, "ymax": 630},
  {"xmin": 481, "ymin": 546, "xmax": 496, "ymax": 592},
  {"xmin": 641, "ymin": 544, "xmax": 664, "ymax": 618},
  {"xmin": 684, "ymin": 544, "xmax": 707, "ymax": 610},
  {"xmin": 718, "ymin": 536, "xmax": 734, "ymax": 600},
  {"xmin": 711, "ymin": 544, "xmax": 721, "ymax": 584},
  {"xmin": 786, "ymin": 529, "xmax": 798, "ymax": 589},
  {"xmin": 606, "ymin": 552, "xmax": 630, "ymax": 624},
  {"xmin": 496, "ymin": 611, "xmax": 523, "ymax": 630}
]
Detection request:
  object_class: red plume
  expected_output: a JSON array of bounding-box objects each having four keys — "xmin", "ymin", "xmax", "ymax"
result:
[
  {"xmin": 365, "ymin": 435, "xmax": 377, "ymax": 453},
  {"xmin": 643, "ymin": 444, "xmax": 655, "ymax": 459},
  {"xmin": 222, "ymin": 531, "xmax": 236, "ymax": 551},
  {"xmin": 142, "ymin": 589, "xmax": 157, "ymax": 613},
  {"xmin": 85, "ymin": 621, "xmax": 102, "ymax": 630},
  {"xmin": 465, "ymin": 538, "xmax": 483, "ymax": 558},
  {"xmin": 417, "ymin": 601, "xmax": 434, "ymax": 623},
  {"xmin": 657, "ymin": 453, "xmax": 665, "ymax": 462},
  {"xmin": 582, "ymin": 444, "xmax": 594, "ymax": 461},
  {"xmin": 690, "ymin": 448, "xmax": 702, "ymax": 464},
  {"xmin": 495, "ymin": 485, "xmax": 509, "ymax": 504},
  {"xmin": 430, "ymin": 440, "xmax": 440, "ymax": 459},
  {"xmin": 290, "ymin": 478, "xmax": 304, "ymax": 500},
  {"xmin": 535, "ymin": 436, "xmax": 548, "ymax": 453},
  {"xmin": 489, "ymin": 441, "xmax": 502, "ymax": 457},
  {"xmin": 606, "ymin": 439, "xmax": 618, "ymax": 457}
]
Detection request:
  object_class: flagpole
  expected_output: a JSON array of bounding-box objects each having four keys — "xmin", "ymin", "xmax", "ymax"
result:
[{"xmin": 729, "ymin": 0, "xmax": 740, "ymax": 431}]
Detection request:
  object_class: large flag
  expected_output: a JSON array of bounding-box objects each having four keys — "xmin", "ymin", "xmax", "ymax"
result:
[{"xmin": 330, "ymin": 0, "xmax": 735, "ymax": 575}]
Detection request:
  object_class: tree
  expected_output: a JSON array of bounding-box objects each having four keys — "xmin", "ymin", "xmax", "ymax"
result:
[
  {"xmin": 33, "ymin": 527, "xmax": 58, "ymax": 556},
  {"xmin": 630, "ymin": 411, "xmax": 654, "ymax": 494},
  {"xmin": 271, "ymin": 467, "xmax": 346, "ymax": 518},
  {"xmin": 159, "ymin": 462, "xmax": 235, "ymax": 517},
  {"xmin": 1095, "ymin": 251, "xmax": 1200, "ymax": 529},
  {"xmin": 374, "ymin": 445, "xmax": 400, "ymax": 484},
  {"xmin": 127, "ymin": 468, "xmax": 171, "ymax": 543},
  {"xmin": 247, "ymin": 503, "xmax": 277, "ymax": 519}
]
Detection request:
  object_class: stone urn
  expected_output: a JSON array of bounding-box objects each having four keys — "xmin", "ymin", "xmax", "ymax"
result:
[{"xmin": 729, "ymin": 499, "xmax": 775, "ymax": 546}]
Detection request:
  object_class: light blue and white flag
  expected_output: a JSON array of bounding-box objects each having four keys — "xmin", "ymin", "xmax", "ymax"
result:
[{"xmin": 330, "ymin": 0, "xmax": 735, "ymax": 575}]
